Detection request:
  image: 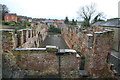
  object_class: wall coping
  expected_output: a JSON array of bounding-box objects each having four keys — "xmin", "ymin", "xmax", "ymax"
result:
[
  {"xmin": 14, "ymin": 48, "xmax": 77, "ymax": 53},
  {"xmin": 0, "ymin": 29, "xmax": 15, "ymax": 31}
]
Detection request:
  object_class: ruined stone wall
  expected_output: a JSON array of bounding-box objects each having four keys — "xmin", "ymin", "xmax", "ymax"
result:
[
  {"xmin": 90, "ymin": 31, "xmax": 114, "ymax": 77},
  {"xmin": 1, "ymin": 30, "xmax": 17, "ymax": 52},
  {"xmin": 96, "ymin": 26, "xmax": 120, "ymax": 52},
  {"xmin": 61, "ymin": 26, "xmax": 114, "ymax": 77},
  {"xmin": 1, "ymin": 24, "xmax": 48, "ymax": 51},
  {"xmin": 1, "ymin": 23, "xmax": 48, "ymax": 78},
  {"xmin": 1, "ymin": 30, "xmax": 25, "ymax": 78},
  {"xmin": 61, "ymin": 27, "xmax": 80, "ymax": 49},
  {"xmin": 12, "ymin": 50, "xmax": 79, "ymax": 78},
  {"xmin": 112, "ymin": 28, "xmax": 120, "ymax": 52},
  {"xmin": 61, "ymin": 27, "xmax": 72, "ymax": 48},
  {"xmin": 2, "ymin": 51, "xmax": 25, "ymax": 78},
  {"xmin": 61, "ymin": 27, "xmax": 93, "ymax": 52},
  {"xmin": 17, "ymin": 24, "xmax": 48, "ymax": 48}
]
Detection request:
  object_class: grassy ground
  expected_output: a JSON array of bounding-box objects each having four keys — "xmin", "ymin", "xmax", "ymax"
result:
[
  {"xmin": 0, "ymin": 24, "xmax": 26, "ymax": 30},
  {"xmin": 0, "ymin": 24, "xmax": 12, "ymax": 29}
]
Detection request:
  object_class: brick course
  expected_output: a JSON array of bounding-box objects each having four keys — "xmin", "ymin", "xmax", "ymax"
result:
[{"xmin": 61, "ymin": 26, "xmax": 114, "ymax": 77}]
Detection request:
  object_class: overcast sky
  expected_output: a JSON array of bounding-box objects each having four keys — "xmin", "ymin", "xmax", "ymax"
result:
[{"xmin": 1, "ymin": 0, "xmax": 120, "ymax": 20}]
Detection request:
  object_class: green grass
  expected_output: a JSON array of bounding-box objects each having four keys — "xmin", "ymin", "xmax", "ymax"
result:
[
  {"xmin": 0, "ymin": 24, "xmax": 12, "ymax": 29},
  {"xmin": 0, "ymin": 24, "xmax": 26, "ymax": 30}
]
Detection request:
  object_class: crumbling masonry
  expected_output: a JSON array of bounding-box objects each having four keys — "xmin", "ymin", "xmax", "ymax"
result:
[{"xmin": 61, "ymin": 26, "xmax": 114, "ymax": 77}]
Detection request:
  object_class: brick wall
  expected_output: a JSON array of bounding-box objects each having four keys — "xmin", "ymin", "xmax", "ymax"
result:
[
  {"xmin": 1, "ymin": 23, "xmax": 48, "ymax": 51},
  {"xmin": 4, "ymin": 14, "xmax": 17, "ymax": 22},
  {"xmin": 17, "ymin": 24, "xmax": 48, "ymax": 48},
  {"xmin": 1, "ymin": 29, "xmax": 17, "ymax": 52},
  {"xmin": 90, "ymin": 30, "xmax": 114, "ymax": 77},
  {"xmin": 98, "ymin": 26, "xmax": 120, "ymax": 52},
  {"xmin": 12, "ymin": 49, "xmax": 79, "ymax": 78},
  {"xmin": 61, "ymin": 26, "xmax": 114, "ymax": 77}
]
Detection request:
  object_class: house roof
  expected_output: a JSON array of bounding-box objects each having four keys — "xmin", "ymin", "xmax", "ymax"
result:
[
  {"xmin": 27, "ymin": 17, "xmax": 32, "ymax": 19},
  {"xmin": 92, "ymin": 21, "xmax": 105, "ymax": 26},
  {"xmin": 92, "ymin": 18, "xmax": 120, "ymax": 28},
  {"xmin": 32, "ymin": 20, "xmax": 40, "ymax": 23},
  {"xmin": 5, "ymin": 13, "xmax": 17, "ymax": 16},
  {"xmin": 99, "ymin": 18, "xmax": 120, "ymax": 28},
  {"xmin": 17, "ymin": 15, "xmax": 27, "ymax": 19},
  {"xmin": 44, "ymin": 19, "xmax": 55, "ymax": 23}
]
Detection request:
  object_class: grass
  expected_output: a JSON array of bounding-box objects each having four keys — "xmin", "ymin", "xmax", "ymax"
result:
[
  {"xmin": 0, "ymin": 24, "xmax": 12, "ymax": 29},
  {"xmin": 0, "ymin": 24, "xmax": 26, "ymax": 30}
]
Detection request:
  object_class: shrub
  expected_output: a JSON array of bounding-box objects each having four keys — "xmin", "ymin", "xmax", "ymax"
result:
[
  {"xmin": 16, "ymin": 23, "xmax": 21, "ymax": 26},
  {"xmin": 48, "ymin": 25, "xmax": 61, "ymax": 34},
  {"xmin": 27, "ymin": 22, "xmax": 31, "ymax": 26},
  {"xmin": 4, "ymin": 22, "xmax": 10, "ymax": 25},
  {"xmin": 9, "ymin": 21, "xmax": 16, "ymax": 26}
]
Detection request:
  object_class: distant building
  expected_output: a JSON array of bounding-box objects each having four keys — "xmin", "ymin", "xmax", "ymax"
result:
[
  {"xmin": 4, "ymin": 13, "xmax": 17, "ymax": 22},
  {"xmin": 17, "ymin": 16, "xmax": 28, "ymax": 22},
  {"xmin": 42, "ymin": 19, "xmax": 64, "ymax": 26},
  {"xmin": 27, "ymin": 17, "xmax": 32, "ymax": 22}
]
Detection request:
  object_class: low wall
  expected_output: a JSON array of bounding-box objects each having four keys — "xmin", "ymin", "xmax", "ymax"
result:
[{"xmin": 12, "ymin": 49, "xmax": 79, "ymax": 78}]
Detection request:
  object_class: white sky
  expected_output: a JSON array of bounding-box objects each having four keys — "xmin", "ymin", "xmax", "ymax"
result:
[{"xmin": 1, "ymin": 0, "xmax": 120, "ymax": 20}]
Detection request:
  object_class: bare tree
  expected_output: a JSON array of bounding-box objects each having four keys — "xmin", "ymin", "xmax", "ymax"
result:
[
  {"xmin": 92, "ymin": 12, "xmax": 105, "ymax": 23},
  {"xmin": 1, "ymin": 5, "xmax": 9, "ymax": 20},
  {"xmin": 77, "ymin": 3, "xmax": 105, "ymax": 27}
]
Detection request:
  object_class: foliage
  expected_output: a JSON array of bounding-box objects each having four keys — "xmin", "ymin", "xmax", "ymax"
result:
[
  {"xmin": 92, "ymin": 13, "xmax": 105, "ymax": 23},
  {"xmin": 3, "ymin": 21, "xmax": 20, "ymax": 26},
  {"xmin": 2, "ymin": 5, "xmax": 9, "ymax": 20},
  {"xmin": 16, "ymin": 23, "xmax": 22, "ymax": 26},
  {"xmin": 9, "ymin": 21, "xmax": 16, "ymax": 26},
  {"xmin": 26, "ymin": 22, "xmax": 31, "ymax": 26},
  {"xmin": 21, "ymin": 21, "xmax": 31, "ymax": 27},
  {"xmin": 48, "ymin": 25, "xmax": 61, "ymax": 34},
  {"xmin": 71, "ymin": 19, "xmax": 77, "ymax": 25},
  {"xmin": 64, "ymin": 17, "xmax": 69, "ymax": 24},
  {"xmin": 3, "ymin": 22, "xmax": 10, "ymax": 25}
]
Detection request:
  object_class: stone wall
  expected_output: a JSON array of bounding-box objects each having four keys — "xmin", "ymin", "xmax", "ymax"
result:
[
  {"xmin": 12, "ymin": 49, "xmax": 79, "ymax": 78},
  {"xmin": 1, "ymin": 23, "xmax": 48, "ymax": 78},
  {"xmin": 61, "ymin": 26, "xmax": 114, "ymax": 77},
  {"xmin": 17, "ymin": 24, "xmax": 48, "ymax": 48},
  {"xmin": 1, "ymin": 29, "xmax": 17, "ymax": 52},
  {"xmin": 1, "ymin": 24, "xmax": 48, "ymax": 51},
  {"xmin": 2, "ymin": 51, "xmax": 25, "ymax": 78},
  {"xmin": 90, "ymin": 29, "xmax": 114, "ymax": 77},
  {"xmin": 98, "ymin": 26, "xmax": 120, "ymax": 52}
]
